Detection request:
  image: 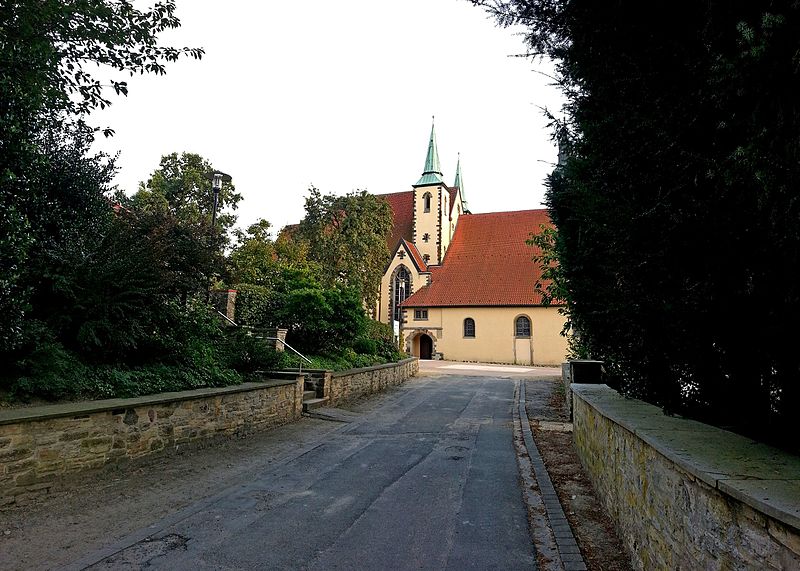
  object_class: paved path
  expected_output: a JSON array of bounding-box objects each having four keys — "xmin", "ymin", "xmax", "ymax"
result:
[{"xmin": 70, "ymin": 367, "xmax": 540, "ymax": 570}]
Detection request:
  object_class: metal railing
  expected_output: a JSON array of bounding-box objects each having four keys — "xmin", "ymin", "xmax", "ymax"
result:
[
  {"xmin": 263, "ymin": 337, "xmax": 312, "ymax": 374},
  {"xmin": 215, "ymin": 310, "xmax": 238, "ymax": 327},
  {"xmin": 209, "ymin": 309, "xmax": 310, "ymax": 373}
]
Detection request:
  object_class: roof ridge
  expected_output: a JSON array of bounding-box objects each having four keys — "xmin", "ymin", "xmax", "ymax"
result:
[{"xmin": 465, "ymin": 208, "xmax": 550, "ymax": 217}]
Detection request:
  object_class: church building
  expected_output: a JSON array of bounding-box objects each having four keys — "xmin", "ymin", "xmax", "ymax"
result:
[{"xmin": 375, "ymin": 123, "xmax": 568, "ymax": 365}]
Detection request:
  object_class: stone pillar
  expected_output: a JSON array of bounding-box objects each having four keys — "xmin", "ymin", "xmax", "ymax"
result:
[
  {"xmin": 265, "ymin": 328, "xmax": 288, "ymax": 352},
  {"xmin": 225, "ymin": 290, "xmax": 237, "ymax": 322},
  {"xmin": 321, "ymin": 371, "xmax": 332, "ymax": 400},
  {"xmin": 294, "ymin": 375, "xmax": 305, "ymax": 418},
  {"xmin": 210, "ymin": 289, "xmax": 237, "ymax": 325}
]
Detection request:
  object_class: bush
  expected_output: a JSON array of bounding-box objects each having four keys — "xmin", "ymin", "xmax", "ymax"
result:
[
  {"xmin": 9, "ymin": 346, "xmax": 242, "ymax": 402},
  {"xmin": 281, "ymin": 285, "xmax": 367, "ymax": 354},
  {"xmin": 4, "ymin": 301, "xmax": 249, "ymax": 402},
  {"xmin": 233, "ymin": 283, "xmax": 274, "ymax": 328},
  {"xmin": 218, "ymin": 329, "xmax": 283, "ymax": 374},
  {"xmin": 355, "ymin": 319, "xmax": 403, "ymax": 361},
  {"xmin": 483, "ymin": 0, "xmax": 800, "ymax": 447},
  {"xmin": 10, "ymin": 338, "xmax": 96, "ymax": 401}
]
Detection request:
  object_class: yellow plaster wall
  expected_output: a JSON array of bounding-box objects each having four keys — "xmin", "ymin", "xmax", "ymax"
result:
[
  {"xmin": 440, "ymin": 188, "xmax": 450, "ymax": 258},
  {"xmin": 413, "ymin": 185, "xmax": 442, "ymax": 266},
  {"xmin": 402, "ymin": 306, "xmax": 568, "ymax": 365}
]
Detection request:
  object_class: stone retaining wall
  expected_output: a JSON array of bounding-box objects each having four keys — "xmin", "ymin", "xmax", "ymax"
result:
[
  {"xmin": 572, "ymin": 384, "xmax": 800, "ymax": 570},
  {"xmin": 0, "ymin": 378, "xmax": 303, "ymax": 506},
  {"xmin": 0, "ymin": 359, "xmax": 419, "ymax": 506},
  {"xmin": 327, "ymin": 357, "xmax": 418, "ymax": 406},
  {"xmin": 561, "ymin": 361, "xmax": 572, "ymax": 417}
]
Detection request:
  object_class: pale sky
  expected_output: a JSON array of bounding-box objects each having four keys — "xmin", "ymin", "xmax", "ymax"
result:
[{"xmin": 91, "ymin": 0, "xmax": 564, "ymax": 233}]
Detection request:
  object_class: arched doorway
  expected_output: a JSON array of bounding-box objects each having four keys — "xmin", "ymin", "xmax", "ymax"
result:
[{"xmin": 419, "ymin": 334, "xmax": 433, "ymax": 360}]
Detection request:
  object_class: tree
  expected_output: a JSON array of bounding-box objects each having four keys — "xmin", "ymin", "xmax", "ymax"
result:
[
  {"xmin": 0, "ymin": 1, "xmax": 201, "ymax": 352},
  {"xmin": 130, "ymin": 152, "xmax": 241, "ymax": 290},
  {"xmin": 228, "ymin": 219, "xmax": 278, "ymax": 286},
  {"xmin": 477, "ymin": 1, "xmax": 800, "ymax": 444},
  {"xmin": 298, "ymin": 187, "xmax": 393, "ymax": 306},
  {"xmin": 0, "ymin": 1, "xmax": 202, "ymax": 124},
  {"xmin": 135, "ymin": 152, "xmax": 242, "ymax": 240}
]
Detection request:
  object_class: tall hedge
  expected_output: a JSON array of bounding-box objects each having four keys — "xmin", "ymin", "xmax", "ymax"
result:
[{"xmin": 480, "ymin": 1, "xmax": 800, "ymax": 445}]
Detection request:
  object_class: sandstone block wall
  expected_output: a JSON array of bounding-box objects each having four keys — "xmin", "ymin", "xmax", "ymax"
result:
[
  {"xmin": 327, "ymin": 357, "xmax": 418, "ymax": 406},
  {"xmin": 572, "ymin": 384, "xmax": 800, "ymax": 571},
  {"xmin": 0, "ymin": 379, "xmax": 303, "ymax": 505},
  {"xmin": 561, "ymin": 361, "xmax": 572, "ymax": 417}
]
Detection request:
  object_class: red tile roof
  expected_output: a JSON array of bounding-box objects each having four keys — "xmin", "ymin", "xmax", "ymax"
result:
[
  {"xmin": 448, "ymin": 187, "xmax": 458, "ymax": 217},
  {"xmin": 401, "ymin": 238, "xmax": 428, "ymax": 272},
  {"xmin": 378, "ymin": 191, "xmax": 414, "ymax": 249},
  {"xmin": 401, "ymin": 209, "xmax": 557, "ymax": 307}
]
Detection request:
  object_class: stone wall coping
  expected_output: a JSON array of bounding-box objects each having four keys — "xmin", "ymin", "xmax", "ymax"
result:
[
  {"xmin": 330, "ymin": 357, "xmax": 418, "ymax": 378},
  {"xmin": 0, "ymin": 379, "xmax": 298, "ymax": 426},
  {"xmin": 571, "ymin": 384, "xmax": 800, "ymax": 532}
]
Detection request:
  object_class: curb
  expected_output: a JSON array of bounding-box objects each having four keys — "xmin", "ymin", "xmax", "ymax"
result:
[{"xmin": 514, "ymin": 380, "xmax": 588, "ymax": 571}]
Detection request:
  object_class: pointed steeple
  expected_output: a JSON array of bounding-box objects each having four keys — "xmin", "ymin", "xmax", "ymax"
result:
[
  {"xmin": 454, "ymin": 153, "xmax": 467, "ymax": 211},
  {"xmin": 453, "ymin": 152, "xmax": 464, "ymax": 191},
  {"xmin": 415, "ymin": 117, "xmax": 444, "ymax": 186}
]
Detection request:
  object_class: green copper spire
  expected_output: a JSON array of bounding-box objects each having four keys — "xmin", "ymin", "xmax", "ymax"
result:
[
  {"xmin": 454, "ymin": 153, "xmax": 468, "ymax": 211},
  {"xmin": 415, "ymin": 118, "xmax": 444, "ymax": 186},
  {"xmin": 453, "ymin": 153, "xmax": 463, "ymax": 191}
]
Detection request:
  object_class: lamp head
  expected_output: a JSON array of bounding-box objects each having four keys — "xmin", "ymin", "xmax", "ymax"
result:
[{"xmin": 209, "ymin": 171, "xmax": 232, "ymax": 192}]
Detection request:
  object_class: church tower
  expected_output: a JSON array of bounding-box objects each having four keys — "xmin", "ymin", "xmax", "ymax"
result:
[{"xmin": 412, "ymin": 119, "xmax": 456, "ymax": 266}]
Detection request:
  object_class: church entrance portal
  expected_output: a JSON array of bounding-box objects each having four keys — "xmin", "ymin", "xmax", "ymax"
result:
[{"xmin": 419, "ymin": 334, "xmax": 433, "ymax": 360}]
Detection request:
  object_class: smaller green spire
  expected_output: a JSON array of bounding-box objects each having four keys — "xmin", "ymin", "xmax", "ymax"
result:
[
  {"xmin": 415, "ymin": 117, "xmax": 444, "ymax": 186},
  {"xmin": 454, "ymin": 153, "xmax": 467, "ymax": 210}
]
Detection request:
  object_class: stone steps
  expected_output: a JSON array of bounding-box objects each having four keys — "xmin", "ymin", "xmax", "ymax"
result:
[{"xmin": 302, "ymin": 397, "xmax": 329, "ymax": 412}]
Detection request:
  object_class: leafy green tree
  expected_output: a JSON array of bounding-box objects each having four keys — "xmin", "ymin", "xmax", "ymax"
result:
[
  {"xmin": 527, "ymin": 225, "xmax": 587, "ymax": 358},
  {"xmin": 0, "ymin": 1, "xmax": 202, "ymax": 124},
  {"xmin": 478, "ymin": 1, "xmax": 800, "ymax": 443},
  {"xmin": 298, "ymin": 187, "xmax": 393, "ymax": 306},
  {"xmin": 272, "ymin": 270, "xmax": 367, "ymax": 354},
  {"xmin": 228, "ymin": 219, "xmax": 278, "ymax": 286},
  {"xmin": 130, "ymin": 152, "xmax": 240, "ymax": 291},
  {"xmin": 135, "ymin": 152, "xmax": 242, "ymax": 239},
  {"xmin": 0, "ymin": 0, "xmax": 201, "ymax": 352}
]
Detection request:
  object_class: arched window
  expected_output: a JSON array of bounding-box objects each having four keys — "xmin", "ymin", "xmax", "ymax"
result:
[
  {"xmin": 515, "ymin": 316, "xmax": 531, "ymax": 338},
  {"xmin": 464, "ymin": 318, "xmax": 475, "ymax": 338},
  {"xmin": 393, "ymin": 266, "xmax": 411, "ymax": 322},
  {"xmin": 423, "ymin": 192, "xmax": 432, "ymax": 213}
]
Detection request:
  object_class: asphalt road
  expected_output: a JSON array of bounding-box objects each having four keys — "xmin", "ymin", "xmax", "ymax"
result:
[{"xmin": 71, "ymin": 365, "xmax": 544, "ymax": 570}]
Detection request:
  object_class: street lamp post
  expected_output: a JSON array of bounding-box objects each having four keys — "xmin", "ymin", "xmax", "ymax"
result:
[
  {"xmin": 210, "ymin": 171, "xmax": 231, "ymax": 235},
  {"xmin": 206, "ymin": 171, "xmax": 231, "ymax": 303},
  {"xmin": 211, "ymin": 173, "xmax": 222, "ymax": 231}
]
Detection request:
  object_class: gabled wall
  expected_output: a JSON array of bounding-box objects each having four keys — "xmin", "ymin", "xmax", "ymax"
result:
[{"xmin": 377, "ymin": 245, "xmax": 429, "ymax": 324}]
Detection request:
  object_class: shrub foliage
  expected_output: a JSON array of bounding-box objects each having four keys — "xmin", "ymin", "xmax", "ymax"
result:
[{"xmin": 480, "ymin": 1, "xmax": 800, "ymax": 444}]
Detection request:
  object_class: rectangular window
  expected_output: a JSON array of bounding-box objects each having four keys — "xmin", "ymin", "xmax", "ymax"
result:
[{"xmin": 414, "ymin": 309, "xmax": 428, "ymax": 320}]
